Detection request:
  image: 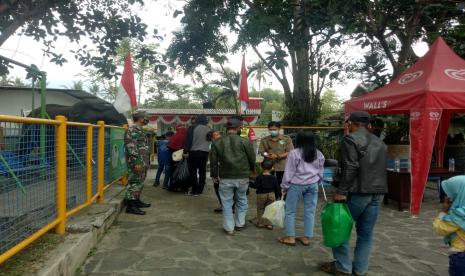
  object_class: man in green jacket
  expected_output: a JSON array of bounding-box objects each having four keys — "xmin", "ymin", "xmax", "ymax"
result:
[{"xmin": 210, "ymin": 118, "xmax": 256, "ymax": 235}]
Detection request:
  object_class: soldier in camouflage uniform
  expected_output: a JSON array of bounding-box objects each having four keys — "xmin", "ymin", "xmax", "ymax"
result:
[{"xmin": 125, "ymin": 111, "xmax": 151, "ymax": 215}]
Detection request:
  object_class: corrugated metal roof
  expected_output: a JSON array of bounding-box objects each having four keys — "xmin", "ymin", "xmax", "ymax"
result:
[{"xmin": 141, "ymin": 108, "xmax": 261, "ymax": 115}]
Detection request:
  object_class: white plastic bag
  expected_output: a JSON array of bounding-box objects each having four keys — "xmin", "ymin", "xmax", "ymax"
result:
[{"xmin": 262, "ymin": 200, "xmax": 286, "ymax": 228}]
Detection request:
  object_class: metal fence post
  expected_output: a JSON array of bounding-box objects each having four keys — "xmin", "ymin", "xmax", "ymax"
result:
[
  {"xmin": 97, "ymin": 121, "xmax": 105, "ymax": 203},
  {"xmin": 55, "ymin": 116, "xmax": 67, "ymax": 234},
  {"xmin": 86, "ymin": 125, "xmax": 93, "ymax": 203}
]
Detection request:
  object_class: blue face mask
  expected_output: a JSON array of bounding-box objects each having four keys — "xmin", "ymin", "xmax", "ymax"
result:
[{"xmin": 270, "ymin": 130, "xmax": 279, "ymax": 137}]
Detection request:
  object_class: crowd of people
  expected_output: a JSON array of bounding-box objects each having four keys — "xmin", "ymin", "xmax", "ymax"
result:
[{"xmin": 123, "ymin": 110, "xmax": 465, "ymax": 276}]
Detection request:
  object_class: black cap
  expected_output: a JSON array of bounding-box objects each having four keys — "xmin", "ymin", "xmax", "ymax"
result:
[
  {"xmin": 132, "ymin": 110, "xmax": 147, "ymax": 120},
  {"xmin": 226, "ymin": 118, "xmax": 242, "ymax": 128},
  {"xmin": 347, "ymin": 111, "xmax": 371, "ymax": 124},
  {"xmin": 231, "ymin": 114, "xmax": 244, "ymax": 121}
]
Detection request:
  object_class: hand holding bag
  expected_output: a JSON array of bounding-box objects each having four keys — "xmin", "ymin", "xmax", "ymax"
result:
[
  {"xmin": 262, "ymin": 200, "xmax": 286, "ymax": 228},
  {"xmin": 321, "ymin": 202, "xmax": 354, "ymax": 247}
]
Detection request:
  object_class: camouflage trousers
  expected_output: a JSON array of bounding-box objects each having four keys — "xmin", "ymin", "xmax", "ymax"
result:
[{"xmin": 125, "ymin": 168, "xmax": 147, "ymax": 200}]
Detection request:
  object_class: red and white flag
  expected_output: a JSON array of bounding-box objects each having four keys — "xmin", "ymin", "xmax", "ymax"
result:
[
  {"xmin": 114, "ymin": 53, "xmax": 137, "ymax": 113},
  {"xmin": 238, "ymin": 55, "xmax": 249, "ymax": 113}
]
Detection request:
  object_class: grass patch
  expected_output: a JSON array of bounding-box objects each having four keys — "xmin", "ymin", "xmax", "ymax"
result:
[{"xmin": 0, "ymin": 233, "xmax": 64, "ymax": 276}]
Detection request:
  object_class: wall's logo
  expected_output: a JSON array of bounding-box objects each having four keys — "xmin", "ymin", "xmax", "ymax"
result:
[
  {"xmin": 362, "ymin": 101, "xmax": 390, "ymax": 110},
  {"xmin": 444, "ymin": 69, "xmax": 465, "ymax": 81},
  {"xmin": 410, "ymin": 111, "xmax": 421, "ymax": 121},
  {"xmin": 398, "ymin": 71, "xmax": 423, "ymax": 84},
  {"xmin": 429, "ymin": 111, "xmax": 441, "ymax": 121}
]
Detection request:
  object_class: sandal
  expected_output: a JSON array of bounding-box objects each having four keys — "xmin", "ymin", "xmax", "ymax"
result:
[
  {"xmin": 224, "ymin": 229, "xmax": 235, "ymax": 236},
  {"xmin": 256, "ymin": 224, "xmax": 266, "ymax": 229},
  {"xmin": 277, "ymin": 236, "xmax": 296, "ymax": 246},
  {"xmin": 296, "ymin": 236, "xmax": 310, "ymax": 246},
  {"xmin": 319, "ymin": 261, "xmax": 351, "ymax": 275},
  {"xmin": 266, "ymin": 225, "xmax": 273, "ymax": 230}
]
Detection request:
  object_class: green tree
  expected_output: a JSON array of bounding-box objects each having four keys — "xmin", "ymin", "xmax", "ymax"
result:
[
  {"xmin": 0, "ymin": 0, "xmax": 159, "ymax": 78},
  {"xmin": 11, "ymin": 77, "xmax": 30, "ymax": 87},
  {"xmin": 62, "ymin": 80, "xmax": 84, "ymax": 90},
  {"xmin": 82, "ymin": 69, "xmax": 118, "ymax": 101},
  {"xmin": 87, "ymin": 83, "xmax": 101, "ymax": 96},
  {"xmin": 0, "ymin": 75, "xmax": 13, "ymax": 86},
  {"xmin": 167, "ymin": 1, "xmax": 347, "ymax": 125},
  {"xmin": 250, "ymin": 88, "xmax": 284, "ymax": 124},
  {"xmin": 248, "ymin": 61, "xmax": 272, "ymax": 92},
  {"xmin": 319, "ymin": 89, "xmax": 342, "ymax": 120},
  {"xmin": 250, "ymin": 88, "xmax": 284, "ymax": 104},
  {"xmin": 191, "ymin": 85, "xmax": 236, "ymax": 109},
  {"xmin": 115, "ymin": 38, "xmax": 166, "ymax": 105},
  {"xmin": 332, "ymin": 0, "xmax": 465, "ymax": 86},
  {"xmin": 212, "ymin": 68, "xmax": 240, "ymax": 110}
]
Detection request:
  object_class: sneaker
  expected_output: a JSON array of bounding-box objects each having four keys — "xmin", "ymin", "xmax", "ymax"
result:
[{"xmin": 153, "ymin": 182, "xmax": 160, "ymax": 187}]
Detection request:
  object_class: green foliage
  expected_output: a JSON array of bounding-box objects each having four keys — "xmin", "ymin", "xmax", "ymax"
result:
[
  {"xmin": 250, "ymin": 88, "xmax": 284, "ymax": 125},
  {"xmin": 167, "ymin": 0, "xmax": 348, "ymax": 125},
  {"xmin": 319, "ymin": 89, "xmax": 343, "ymax": 121},
  {"xmin": 315, "ymin": 130, "xmax": 343, "ymax": 160},
  {"xmin": 331, "ymin": 0, "xmax": 465, "ymax": 87},
  {"xmin": 191, "ymin": 85, "xmax": 236, "ymax": 109},
  {"xmin": 62, "ymin": 80, "xmax": 84, "ymax": 91},
  {"xmin": 0, "ymin": 0, "xmax": 159, "ymax": 78},
  {"xmin": 383, "ymin": 116, "xmax": 410, "ymax": 145},
  {"xmin": 143, "ymin": 97, "xmax": 202, "ymax": 109},
  {"xmin": 248, "ymin": 61, "xmax": 272, "ymax": 91}
]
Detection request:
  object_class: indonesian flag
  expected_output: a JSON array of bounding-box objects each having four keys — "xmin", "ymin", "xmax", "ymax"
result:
[
  {"xmin": 114, "ymin": 53, "xmax": 137, "ymax": 113},
  {"xmin": 238, "ymin": 55, "xmax": 249, "ymax": 113}
]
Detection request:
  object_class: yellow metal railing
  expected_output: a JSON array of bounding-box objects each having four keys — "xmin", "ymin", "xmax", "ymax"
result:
[{"xmin": 0, "ymin": 115, "xmax": 128, "ymax": 264}]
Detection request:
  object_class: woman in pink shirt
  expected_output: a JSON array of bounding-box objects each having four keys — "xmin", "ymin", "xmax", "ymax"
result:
[{"xmin": 278, "ymin": 131, "xmax": 325, "ymax": 246}]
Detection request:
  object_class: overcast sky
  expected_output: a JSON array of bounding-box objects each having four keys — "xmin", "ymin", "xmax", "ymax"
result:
[{"xmin": 0, "ymin": 0, "xmax": 429, "ymax": 102}]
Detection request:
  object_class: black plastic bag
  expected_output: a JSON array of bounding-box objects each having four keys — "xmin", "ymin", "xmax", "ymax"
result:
[{"xmin": 172, "ymin": 159, "xmax": 190, "ymax": 184}]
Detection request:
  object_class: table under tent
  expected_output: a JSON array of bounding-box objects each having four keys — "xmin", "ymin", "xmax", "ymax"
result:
[{"xmin": 345, "ymin": 37, "xmax": 465, "ymax": 215}]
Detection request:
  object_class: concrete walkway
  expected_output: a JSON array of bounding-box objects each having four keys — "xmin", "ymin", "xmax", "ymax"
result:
[{"xmin": 79, "ymin": 170, "xmax": 449, "ymax": 275}]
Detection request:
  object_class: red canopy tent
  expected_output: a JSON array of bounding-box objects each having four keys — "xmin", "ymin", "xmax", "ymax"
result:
[{"xmin": 345, "ymin": 37, "xmax": 465, "ymax": 215}]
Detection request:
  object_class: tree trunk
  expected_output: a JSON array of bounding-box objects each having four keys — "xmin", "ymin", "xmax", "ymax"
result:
[{"xmin": 285, "ymin": 0, "xmax": 312, "ymax": 125}]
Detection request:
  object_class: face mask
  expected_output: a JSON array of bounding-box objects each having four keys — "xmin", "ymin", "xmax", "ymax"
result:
[{"xmin": 270, "ymin": 130, "xmax": 279, "ymax": 137}]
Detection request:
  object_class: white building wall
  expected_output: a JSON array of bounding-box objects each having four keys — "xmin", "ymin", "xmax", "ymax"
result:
[{"xmin": 0, "ymin": 89, "xmax": 80, "ymax": 116}]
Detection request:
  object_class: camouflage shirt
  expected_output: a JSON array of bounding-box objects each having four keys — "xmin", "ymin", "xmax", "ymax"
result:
[{"xmin": 125, "ymin": 125, "xmax": 149, "ymax": 168}]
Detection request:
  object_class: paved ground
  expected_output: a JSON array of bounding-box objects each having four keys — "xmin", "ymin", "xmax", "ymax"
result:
[{"xmin": 79, "ymin": 169, "xmax": 449, "ymax": 275}]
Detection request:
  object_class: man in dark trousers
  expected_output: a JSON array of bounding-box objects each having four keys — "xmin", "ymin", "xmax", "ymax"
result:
[
  {"xmin": 185, "ymin": 114, "xmax": 211, "ymax": 196},
  {"xmin": 320, "ymin": 111, "xmax": 387, "ymax": 276}
]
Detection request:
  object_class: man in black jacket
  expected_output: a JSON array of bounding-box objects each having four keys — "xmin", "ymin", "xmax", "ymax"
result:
[{"xmin": 321, "ymin": 111, "xmax": 387, "ymax": 276}]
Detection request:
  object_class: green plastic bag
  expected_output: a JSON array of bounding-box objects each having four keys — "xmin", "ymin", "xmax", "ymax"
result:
[{"xmin": 321, "ymin": 202, "xmax": 354, "ymax": 248}]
